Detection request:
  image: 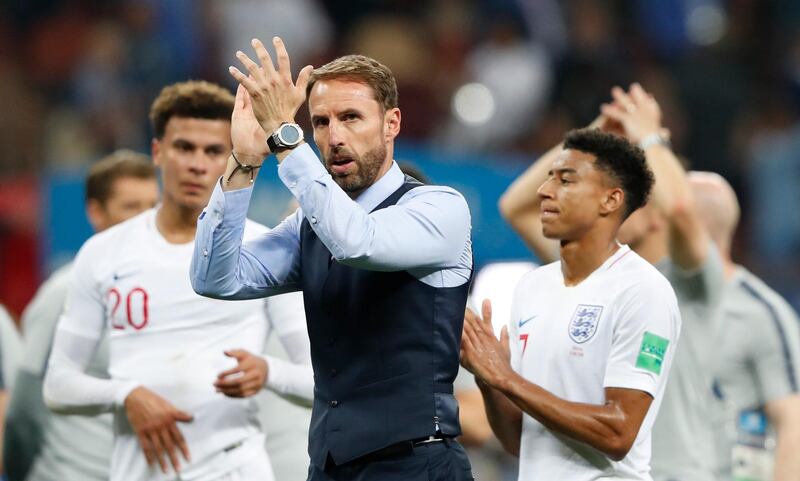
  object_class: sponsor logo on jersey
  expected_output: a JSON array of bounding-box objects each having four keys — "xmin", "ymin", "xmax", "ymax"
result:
[{"xmin": 568, "ymin": 304, "xmax": 603, "ymax": 343}]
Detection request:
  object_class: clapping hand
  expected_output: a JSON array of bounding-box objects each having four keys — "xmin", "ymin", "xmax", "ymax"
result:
[
  {"xmin": 228, "ymin": 37, "xmax": 313, "ymax": 137},
  {"xmin": 461, "ymin": 299, "xmax": 514, "ymax": 388}
]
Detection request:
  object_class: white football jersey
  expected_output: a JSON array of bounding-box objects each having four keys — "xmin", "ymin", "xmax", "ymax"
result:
[
  {"xmin": 509, "ymin": 245, "xmax": 681, "ymax": 481},
  {"xmin": 59, "ymin": 208, "xmax": 274, "ymax": 481}
]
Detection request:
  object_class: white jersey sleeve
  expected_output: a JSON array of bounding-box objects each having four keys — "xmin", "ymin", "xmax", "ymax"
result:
[
  {"xmin": 43, "ymin": 236, "xmax": 138, "ymax": 414},
  {"xmin": 261, "ymin": 292, "xmax": 313, "ymax": 401},
  {"xmin": 603, "ymin": 276, "xmax": 681, "ymax": 397}
]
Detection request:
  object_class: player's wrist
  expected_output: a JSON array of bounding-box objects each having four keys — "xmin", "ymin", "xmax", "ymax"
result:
[{"xmin": 117, "ymin": 382, "xmax": 144, "ymax": 408}]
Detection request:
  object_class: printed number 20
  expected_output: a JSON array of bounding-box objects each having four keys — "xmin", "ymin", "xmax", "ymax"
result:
[{"xmin": 107, "ymin": 287, "xmax": 149, "ymax": 330}]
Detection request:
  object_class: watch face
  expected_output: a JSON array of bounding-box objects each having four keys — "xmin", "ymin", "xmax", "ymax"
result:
[{"xmin": 279, "ymin": 124, "xmax": 302, "ymax": 145}]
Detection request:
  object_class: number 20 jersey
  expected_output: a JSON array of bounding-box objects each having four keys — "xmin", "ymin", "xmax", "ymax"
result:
[{"xmin": 61, "ymin": 208, "xmax": 271, "ymax": 480}]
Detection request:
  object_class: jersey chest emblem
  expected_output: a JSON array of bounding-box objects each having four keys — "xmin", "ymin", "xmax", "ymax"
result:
[{"xmin": 568, "ymin": 304, "xmax": 603, "ymax": 344}]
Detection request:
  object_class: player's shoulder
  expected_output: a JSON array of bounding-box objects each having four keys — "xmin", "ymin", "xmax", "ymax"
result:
[
  {"xmin": 730, "ymin": 266, "xmax": 799, "ymax": 323},
  {"xmin": 612, "ymin": 247, "xmax": 676, "ymax": 300},
  {"xmin": 516, "ymin": 260, "xmax": 560, "ymax": 288},
  {"xmin": 78, "ymin": 209, "xmax": 153, "ymax": 256},
  {"xmin": 400, "ymin": 183, "xmax": 469, "ymax": 209}
]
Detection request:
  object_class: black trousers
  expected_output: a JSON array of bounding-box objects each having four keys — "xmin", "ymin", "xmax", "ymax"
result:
[{"xmin": 307, "ymin": 439, "xmax": 474, "ymax": 481}]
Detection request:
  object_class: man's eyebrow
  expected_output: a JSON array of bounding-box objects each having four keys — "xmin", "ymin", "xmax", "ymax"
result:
[{"xmin": 548, "ymin": 167, "xmax": 578, "ymax": 175}]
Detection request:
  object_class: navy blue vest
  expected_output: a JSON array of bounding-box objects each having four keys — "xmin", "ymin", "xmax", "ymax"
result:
[{"xmin": 299, "ymin": 177, "xmax": 470, "ymax": 467}]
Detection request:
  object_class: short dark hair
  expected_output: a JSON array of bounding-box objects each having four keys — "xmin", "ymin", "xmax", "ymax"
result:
[
  {"xmin": 563, "ymin": 128, "xmax": 654, "ymax": 217},
  {"xmin": 86, "ymin": 149, "xmax": 156, "ymax": 204},
  {"xmin": 149, "ymin": 80, "xmax": 234, "ymax": 139},
  {"xmin": 307, "ymin": 55, "xmax": 398, "ymax": 111}
]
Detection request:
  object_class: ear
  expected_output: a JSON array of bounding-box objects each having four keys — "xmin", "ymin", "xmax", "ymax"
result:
[
  {"xmin": 600, "ymin": 187, "xmax": 625, "ymax": 217},
  {"xmin": 151, "ymin": 138, "xmax": 161, "ymax": 167},
  {"xmin": 86, "ymin": 199, "xmax": 105, "ymax": 232},
  {"xmin": 384, "ymin": 107, "xmax": 401, "ymax": 143}
]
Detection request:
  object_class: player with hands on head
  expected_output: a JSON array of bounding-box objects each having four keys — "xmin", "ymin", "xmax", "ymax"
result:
[{"xmin": 464, "ymin": 127, "xmax": 681, "ymax": 480}]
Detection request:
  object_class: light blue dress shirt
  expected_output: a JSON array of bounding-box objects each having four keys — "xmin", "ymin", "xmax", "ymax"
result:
[{"xmin": 191, "ymin": 143, "xmax": 473, "ymax": 300}]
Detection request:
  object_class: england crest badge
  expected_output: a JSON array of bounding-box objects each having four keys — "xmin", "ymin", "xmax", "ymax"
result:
[{"xmin": 568, "ymin": 304, "xmax": 603, "ymax": 344}]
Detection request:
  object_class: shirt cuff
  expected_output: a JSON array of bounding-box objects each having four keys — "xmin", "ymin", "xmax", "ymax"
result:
[
  {"xmin": 214, "ymin": 178, "xmax": 254, "ymax": 229},
  {"xmin": 113, "ymin": 380, "xmax": 142, "ymax": 407},
  {"xmin": 277, "ymin": 143, "xmax": 329, "ymax": 197}
]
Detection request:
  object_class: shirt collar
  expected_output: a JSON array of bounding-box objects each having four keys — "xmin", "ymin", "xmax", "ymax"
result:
[{"xmin": 353, "ymin": 161, "xmax": 404, "ymax": 213}]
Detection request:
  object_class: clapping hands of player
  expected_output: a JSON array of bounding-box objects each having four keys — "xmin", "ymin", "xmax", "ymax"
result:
[
  {"xmin": 228, "ymin": 37, "xmax": 313, "ymax": 138},
  {"xmin": 600, "ymin": 83, "xmax": 664, "ymax": 144},
  {"xmin": 124, "ymin": 386, "xmax": 192, "ymax": 475},
  {"xmin": 461, "ymin": 299, "xmax": 514, "ymax": 388},
  {"xmin": 214, "ymin": 349, "xmax": 269, "ymax": 398}
]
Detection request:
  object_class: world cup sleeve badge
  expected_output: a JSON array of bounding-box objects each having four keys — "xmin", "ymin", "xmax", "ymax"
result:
[{"xmin": 568, "ymin": 304, "xmax": 603, "ymax": 343}]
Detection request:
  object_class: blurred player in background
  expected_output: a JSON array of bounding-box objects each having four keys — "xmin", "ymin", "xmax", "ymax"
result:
[
  {"xmin": 42, "ymin": 80, "xmax": 313, "ymax": 481},
  {"xmin": 0, "ymin": 304, "xmax": 22, "ymax": 480},
  {"xmin": 500, "ymin": 84, "xmax": 724, "ymax": 481},
  {"xmin": 690, "ymin": 171, "xmax": 800, "ymax": 481},
  {"xmin": 462, "ymin": 128, "xmax": 680, "ymax": 480},
  {"xmin": 4, "ymin": 150, "xmax": 158, "ymax": 481}
]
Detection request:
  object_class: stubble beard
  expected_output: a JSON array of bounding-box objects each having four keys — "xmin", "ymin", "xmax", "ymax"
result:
[{"xmin": 326, "ymin": 142, "xmax": 387, "ymax": 195}]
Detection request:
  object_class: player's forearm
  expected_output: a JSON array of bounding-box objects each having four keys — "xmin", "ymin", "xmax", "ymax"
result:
[
  {"xmin": 496, "ymin": 372, "xmax": 634, "ymax": 461},
  {"xmin": 644, "ymin": 145, "xmax": 708, "ymax": 269},
  {"xmin": 499, "ymin": 143, "xmax": 561, "ymax": 263},
  {"xmin": 770, "ymin": 401, "xmax": 800, "ymax": 481},
  {"xmin": 262, "ymin": 355, "xmax": 314, "ymax": 403},
  {"xmin": 477, "ymin": 378, "xmax": 522, "ymax": 456},
  {"xmin": 44, "ymin": 329, "xmax": 139, "ymax": 415},
  {"xmin": 773, "ymin": 426, "xmax": 800, "ymax": 481}
]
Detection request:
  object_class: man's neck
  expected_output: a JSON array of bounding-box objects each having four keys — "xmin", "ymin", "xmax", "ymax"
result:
[
  {"xmin": 559, "ymin": 231, "xmax": 620, "ymax": 286},
  {"xmin": 156, "ymin": 200, "xmax": 200, "ymax": 244}
]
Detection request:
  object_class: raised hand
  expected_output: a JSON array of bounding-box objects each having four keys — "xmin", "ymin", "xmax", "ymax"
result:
[
  {"xmin": 230, "ymin": 84, "xmax": 269, "ymax": 160},
  {"xmin": 600, "ymin": 83, "xmax": 663, "ymax": 144},
  {"xmin": 461, "ymin": 299, "xmax": 513, "ymax": 387},
  {"xmin": 228, "ymin": 37, "xmax": 313, "ymax": 136},
  {"xmin": 214, "ymin": 349, "xmax": 269, "ymax": 398},
  {"xmin": 124, "ymin": 386, "xmax": 192, "ymax": 474}
]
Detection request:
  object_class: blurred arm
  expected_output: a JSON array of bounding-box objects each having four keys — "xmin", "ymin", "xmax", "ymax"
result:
[
  {"xmin": 43, "ymin": 327, "xmax": 138, "ymax": 415},
  {"xmin": 765, "ymin": 394, "xmax": 800, "ymax": 481},
  {"xmin": 498, "ymin": 143, "xmax": 561, "ymax": 264},
  {"xmin": 602, "ymin": 84, "xmax": 708, "ymax": 270},
  {"xmin": 262, "ymin": 292, "xmax": 314, "ymax": 404}
]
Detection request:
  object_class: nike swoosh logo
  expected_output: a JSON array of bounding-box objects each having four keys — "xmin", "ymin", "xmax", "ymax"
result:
[
  {"xmin": 518, "ymin": 315, "xmax": 537, "ymax": 328},
  {"xmin": 113, "ymin": 271, "xmax": 140, "ymax": 281}
]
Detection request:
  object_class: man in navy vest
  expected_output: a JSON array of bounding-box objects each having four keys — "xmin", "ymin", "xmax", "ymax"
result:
[{"xmin": 190, "ymin": 37, "xmax": 474, "ymax": 481}]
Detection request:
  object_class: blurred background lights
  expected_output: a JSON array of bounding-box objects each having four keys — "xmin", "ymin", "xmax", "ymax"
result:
[
  {"xmin": 687, "ymin": 4, "xmax": 728, "ymax": 46},
  {"xmin": 452, "ymin": 82, "xmax": 496, "ymax": 125}
]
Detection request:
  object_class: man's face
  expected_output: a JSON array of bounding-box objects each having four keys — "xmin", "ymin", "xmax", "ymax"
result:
[
  {"xmin": 152, "ymin": 116, "xmax": 231, "ymax": 211},
  {"xmin": 537, "ymin": 149, "xmax": 616, "ymax": 241},
  {"xmin": 89, "ymin": 176, "xmax": 159, "ymax": 232},
  {"xmin": 308, "ymin": 79, "xmax": 398, "ymax": 197}
]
